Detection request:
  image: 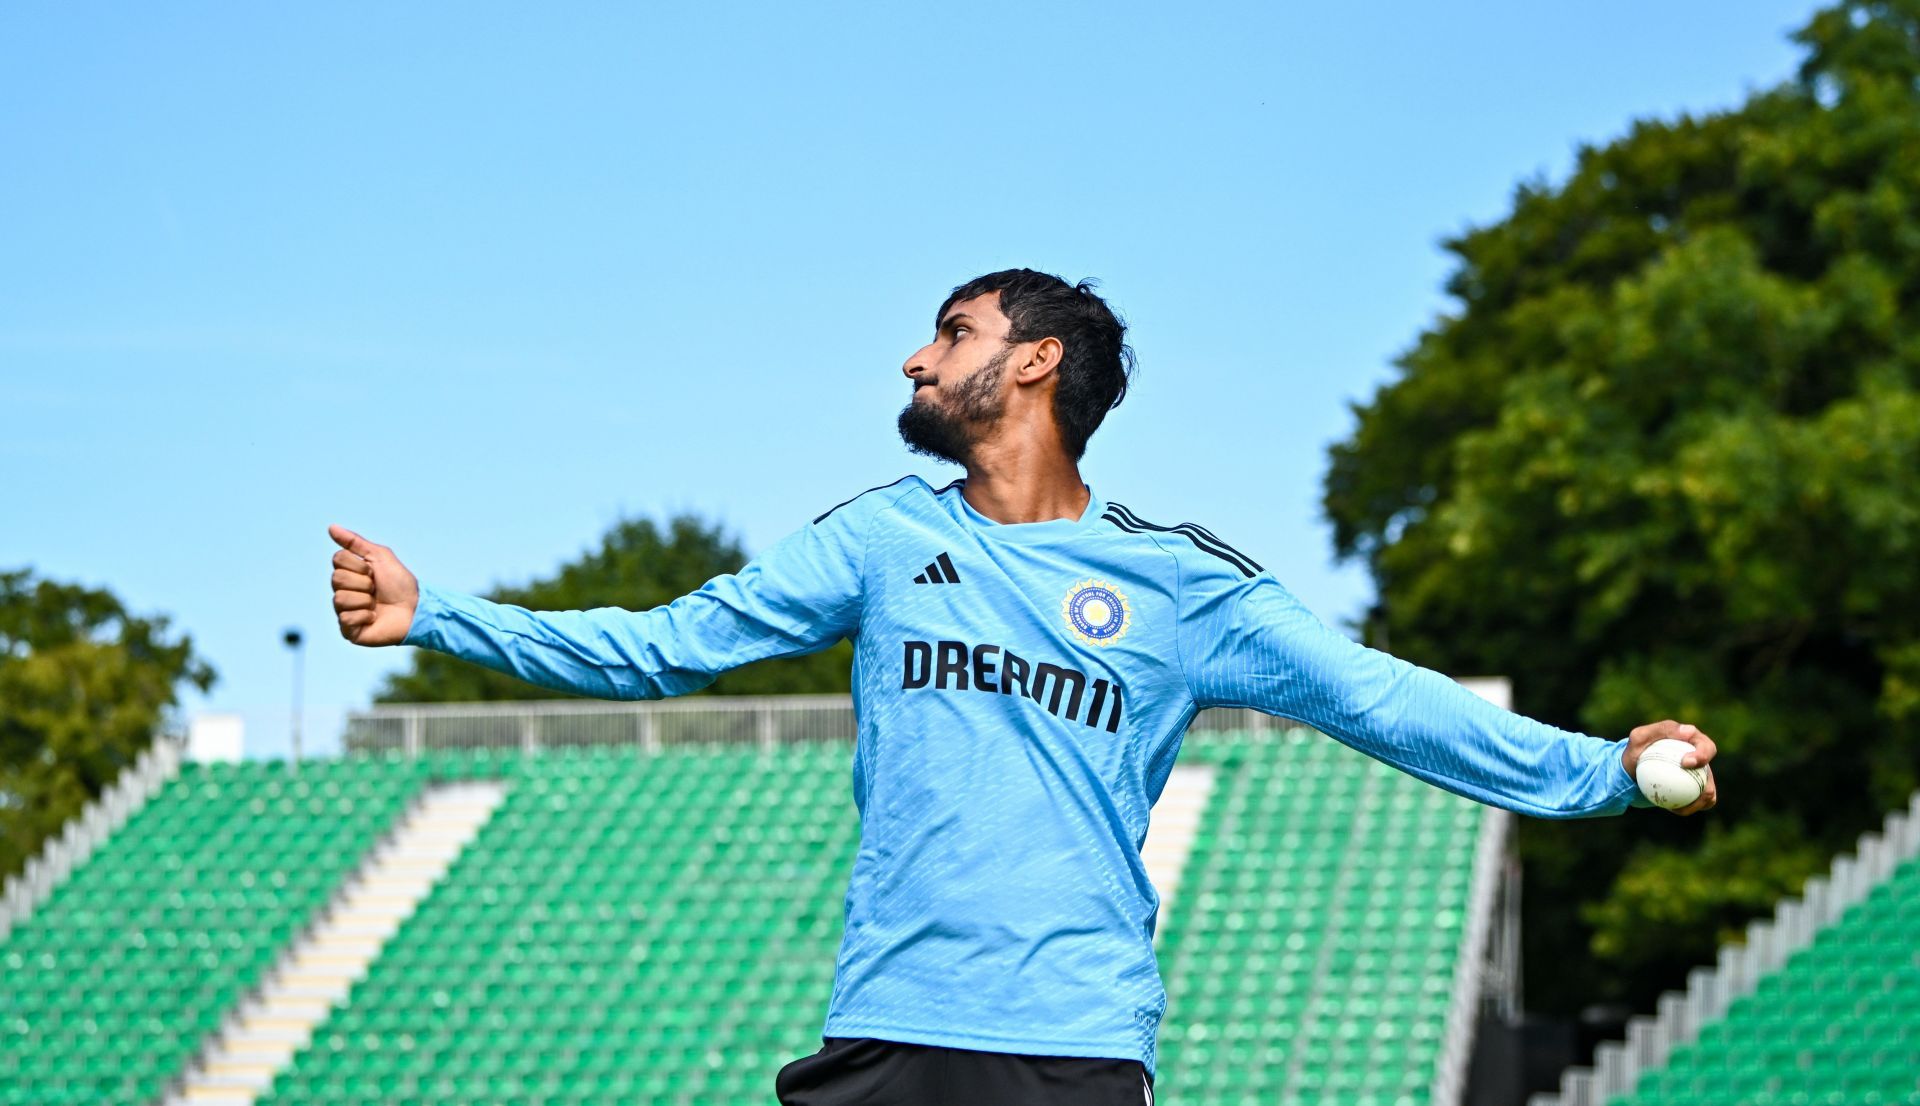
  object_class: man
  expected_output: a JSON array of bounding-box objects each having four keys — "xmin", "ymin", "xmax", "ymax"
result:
[{"xmin": 328, "ymin": 268, "xmax": 1719, "ymax": 1105}]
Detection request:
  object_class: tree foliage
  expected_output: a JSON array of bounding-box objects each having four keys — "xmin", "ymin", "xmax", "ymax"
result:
[
  {"xmin": 0, "ymin": 569, "xmax": 216, "ymax": 881},
  {"xmin": 373, "ymin": 512, "xmax": 853, "ymax": 703},
  {"xmin": 1323, "ymin": 0, "xmax": 1920, "ymax": 1014}
]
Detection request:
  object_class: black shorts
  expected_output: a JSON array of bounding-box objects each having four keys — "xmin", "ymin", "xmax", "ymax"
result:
[{"xmin": 774, "ymin": 1036, "xmax": 1155, "ymax": 1105}]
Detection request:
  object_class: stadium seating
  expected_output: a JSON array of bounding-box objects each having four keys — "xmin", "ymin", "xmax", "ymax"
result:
[
  {"xmin": 1606, "ymin": 853, "xmax": 1920, "ymax": 1106},
  {"xmin": 1160, "ymin": 727, "xmax": 1483, "ymax": 1104},
  {"xmin": 0, "ymin": 730, "xmax": 1494, "ymax": 1105},
  {"xmin": 0, "ymin": 757, "xmax": 432, "ymax": 1106},
  {"xmin": 263, "ymin": 744, "xmax": 854, "ymax": 1105}
]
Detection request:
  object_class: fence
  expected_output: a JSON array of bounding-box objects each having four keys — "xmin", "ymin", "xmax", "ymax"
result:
[{"xmin": 342, "ymin": 696, "xmax": 1294, "ymax": 756}]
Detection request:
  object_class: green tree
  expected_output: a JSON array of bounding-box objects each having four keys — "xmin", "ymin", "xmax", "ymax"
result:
[
  {"xmin": 0, "ymin": 569, "xmax": 216, "ymax": 881},
  {"xmin": 373, "ymin": 512, "xmax": 853, "ymax": 703},
  {"xmin": 1323, "ymin": 0, "xmax": 1920, "ymax": 1014}
]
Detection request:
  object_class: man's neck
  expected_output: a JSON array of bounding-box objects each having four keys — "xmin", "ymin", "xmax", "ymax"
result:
[{"xmin": 958, "ymin": 435, "xmax": 1087, "ymax": 525}]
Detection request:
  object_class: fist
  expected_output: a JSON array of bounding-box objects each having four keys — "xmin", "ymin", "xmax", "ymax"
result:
[
  {"xmin": 1623, "ymin": 720, "xmax": 1719, "ymax": 816},
  {"xmin": 328, "ymin": 525, "xmax": 421, "ymax": 647}
]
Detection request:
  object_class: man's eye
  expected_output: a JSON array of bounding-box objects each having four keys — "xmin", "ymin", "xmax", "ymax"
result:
[{"xmin": 952, "ymin": 327, "xmax": 968, "ymax": 338}]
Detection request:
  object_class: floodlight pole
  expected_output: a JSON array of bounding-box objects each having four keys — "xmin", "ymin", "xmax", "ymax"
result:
[{"xmin": 283, "ymin": 628, "xmax": 305, "ymax": 772}]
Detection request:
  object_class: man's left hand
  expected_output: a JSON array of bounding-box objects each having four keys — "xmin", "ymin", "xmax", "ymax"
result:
[{"xmin": 1623, "ymin": 719, "xmax": 1719, "ymax": 816}]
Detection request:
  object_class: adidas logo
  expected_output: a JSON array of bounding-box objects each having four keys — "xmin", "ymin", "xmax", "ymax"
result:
[{"xmin": 912, "ymin": 552, "xmax": 963, "ymax": 585}]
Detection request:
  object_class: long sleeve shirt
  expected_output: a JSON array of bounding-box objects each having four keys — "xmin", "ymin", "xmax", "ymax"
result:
[{"xmin": 401, "ymin": 473, "xmax": 1642, "ymax": 1075}]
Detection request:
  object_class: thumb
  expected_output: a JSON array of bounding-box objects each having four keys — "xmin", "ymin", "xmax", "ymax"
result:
[{"xmin": 328, "ymin": 524, "xmax": 381, "ymax": 559}]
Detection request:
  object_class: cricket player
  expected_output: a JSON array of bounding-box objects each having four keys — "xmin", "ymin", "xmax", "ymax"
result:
[{"xmin": 328, "ymin": 268, "xmax": 1719, "ymax": 1105}]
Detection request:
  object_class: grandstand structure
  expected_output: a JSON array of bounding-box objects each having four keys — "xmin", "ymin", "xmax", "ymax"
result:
[
  {"xmin": 4, "ymin": 692, "xmax": 1528, "ymax": 1105},
  {"xmin": 1532, "ymin": 789, "xmax": 1920, "ymax": 1106}
]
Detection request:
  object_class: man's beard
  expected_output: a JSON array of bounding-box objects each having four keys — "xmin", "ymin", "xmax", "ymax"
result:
[{"xmin": 896, "ymin": 346, "xmax": 1011, "ymax": 466}]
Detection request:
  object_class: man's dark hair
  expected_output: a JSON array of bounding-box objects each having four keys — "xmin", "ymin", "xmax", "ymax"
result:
[{"xmin": 937, "ymin": 269, "xmax": 1136, "ymax": 462}]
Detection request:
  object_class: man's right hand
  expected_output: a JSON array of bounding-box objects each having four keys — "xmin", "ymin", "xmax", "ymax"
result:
[{"xmin": 329, "ymin": 525, "xmax": 421, "ymax": 647}]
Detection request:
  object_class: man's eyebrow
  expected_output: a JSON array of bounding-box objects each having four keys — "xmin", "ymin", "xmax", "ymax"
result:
[{"xmin": 938, "ymin": 313, "xmax": 976, "ymax": 333}]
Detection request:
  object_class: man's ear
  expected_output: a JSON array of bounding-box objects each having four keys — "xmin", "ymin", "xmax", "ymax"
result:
[{"xmin": 1016, "ymin": 336, "xmax": 1064, "ymax": 384}]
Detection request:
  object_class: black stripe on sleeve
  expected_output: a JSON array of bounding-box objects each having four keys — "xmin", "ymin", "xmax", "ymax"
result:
[
  {"xmin": 1106, "ymin": 502, "xmax": 1263, "ymax": 574},
  {"xmin": 813, "ymin": 475, "xmax": 917, "ymax": 525},
  {"xmin": 1103, "ymin": 502, "xmax": 1263, "ymax": 578}
]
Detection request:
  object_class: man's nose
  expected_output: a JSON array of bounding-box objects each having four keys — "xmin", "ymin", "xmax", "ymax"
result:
[{"xmin": 902, "ymin": 344, "xmax": 934, "ymax": 379}]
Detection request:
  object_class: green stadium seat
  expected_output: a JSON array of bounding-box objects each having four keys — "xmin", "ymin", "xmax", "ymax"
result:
[
  {"xmin": 0, "ymin": 757, "xmax": 431, "ymax": 1106},
  {"xmin": 2, "ymin": 728, "xmax": 1503, "ymax": 1104}
]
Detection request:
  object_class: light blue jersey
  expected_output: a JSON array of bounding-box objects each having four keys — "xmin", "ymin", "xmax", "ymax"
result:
[{"xmin": 401, "ymin": 474, "xmax": 1643, "ymax": 1074}]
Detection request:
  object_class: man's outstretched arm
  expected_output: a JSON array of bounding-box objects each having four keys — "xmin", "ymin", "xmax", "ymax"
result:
[
  {"xmin": 1181, "ymin": 568, "xmax": 1718, "ymax": 819},
  {"xmin": 326, "ymin": 481, "xmax": 900, "ymax": 699}
]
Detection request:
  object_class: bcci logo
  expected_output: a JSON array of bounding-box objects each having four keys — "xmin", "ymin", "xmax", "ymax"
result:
[{"xmin": 1062, "ymin": 579, "xmax": 1132, "ymax": 647}]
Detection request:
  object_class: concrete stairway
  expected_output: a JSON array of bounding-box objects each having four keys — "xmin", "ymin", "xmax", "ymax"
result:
[
  {"xmin": 164, "ymin": 781, "xmax": 507, "ymax": 1106},
  {"xmin": 1143, "ymin": 764, "xmax": 1219, "ymax": 947}
]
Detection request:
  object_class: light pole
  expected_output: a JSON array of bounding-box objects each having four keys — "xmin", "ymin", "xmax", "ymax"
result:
[{"xmin": 283, "ymin": 628, "xmax": 304, "ymax": 772}]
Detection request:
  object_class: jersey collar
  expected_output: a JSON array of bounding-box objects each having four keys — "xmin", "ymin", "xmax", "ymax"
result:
[{"xmin": 946, "ymin": 478, "xmax": 1107, "ymax": 542}]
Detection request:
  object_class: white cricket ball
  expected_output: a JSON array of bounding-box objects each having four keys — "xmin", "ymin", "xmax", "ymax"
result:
[{"xmin": 1636, "ymin": 737, "xmax": 1712, "ymax": 810}]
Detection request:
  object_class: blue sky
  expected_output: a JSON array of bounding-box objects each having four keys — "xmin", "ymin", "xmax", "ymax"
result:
[{"xmin": 1, "ymin": 2, "xmax": 1822, "ymax": 759}]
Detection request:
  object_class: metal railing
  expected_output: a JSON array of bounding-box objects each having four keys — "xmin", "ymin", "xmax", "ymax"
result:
[
  {"xmin": 0, "ymin": 735, "xmax": 184, "ymax": 943},
  {"xmin": 1529, "ymin": 788, "xmax": 1920, "ymax": 1106},
  {"xmin": 342, "ymin": 697, "xmax": 1291, "ymax": 756}
]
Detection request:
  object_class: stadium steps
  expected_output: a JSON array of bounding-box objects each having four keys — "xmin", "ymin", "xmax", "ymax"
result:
[
  {"xmin": 1143, "ymin": 763, "xmax": 1219, "ymax": 946},
  {"xmin": 165, "ymin": 782, "xmax": 506, "ymax": 1106}
]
